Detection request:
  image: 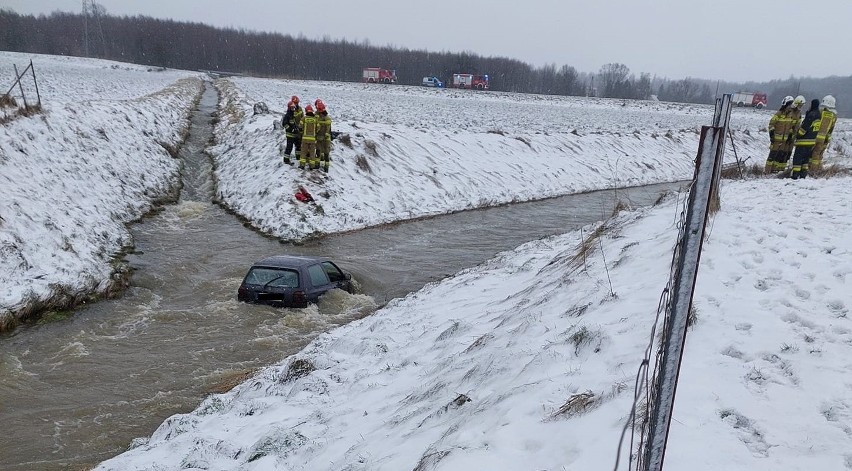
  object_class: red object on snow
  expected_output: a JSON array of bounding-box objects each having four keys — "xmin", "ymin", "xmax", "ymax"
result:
[{"xmin": 295, "ymin": 187, "xmax": 314, "ymax": 202}]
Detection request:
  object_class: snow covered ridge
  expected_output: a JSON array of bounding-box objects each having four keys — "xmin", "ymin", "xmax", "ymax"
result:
[
  {"xmin": 0, "ymin": 51, "xmax": 197, "ymax": 105},
  {"xmin": 0, "ymin": 67, "xmax": 203, "ymax": 330},
  {"xmin": 210, "ymin": 77, "xmax": 774, "ymax": 241},
  {"xmin": 96, "ymin": 177, "xmax": 852, "ymax": 470}
]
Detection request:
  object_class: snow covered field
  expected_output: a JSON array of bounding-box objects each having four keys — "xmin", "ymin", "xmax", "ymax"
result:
[
  {"xmin": 2, "ymin": 52, "xmax": 852, "ymax": 470},
  {"xmin": 0, "ymin": 52, "xmax": 202, "ymax": 328},
  {"xmin": 208, "ymin": 76, "xmax": 794, "ymax": 241}
]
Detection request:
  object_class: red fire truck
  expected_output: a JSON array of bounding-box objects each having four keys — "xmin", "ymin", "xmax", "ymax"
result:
[
  {"xmin": 731, "ymin": 91, "xmax": 767, "ymax": 109},
  {"xmin": 362, "ymin": 68, "xmax": 397, "ymax": 84},
  {"xmin": 452, "ymin": 73, "xmax": 490, "ymax": 90}
]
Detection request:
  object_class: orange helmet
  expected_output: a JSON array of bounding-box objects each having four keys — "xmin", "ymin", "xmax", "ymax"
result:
[
  {"xmin": 287, "ymin": 101, "xmax": 295, "ymax": 110},
  {"xmin": 314, "ymin": 98, "xmax": 324, "ymax": 107},
  {"xmin": 304, "ymin": 104, "xmax": 314, "ymax": 113},
  {"xmin": 290, "ymin": 95, "xmax": 299, "ymax": 104},
  {"xmin": 316, "ymin": 102, "xmax": 326, "ymax": 112}
]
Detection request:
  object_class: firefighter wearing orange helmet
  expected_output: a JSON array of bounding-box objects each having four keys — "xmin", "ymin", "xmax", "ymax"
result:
[
  {"xmin": 315, "ymin": 100, "xmax": 332, "ymax": 172},
  {"xmin": 281, "ymin": 96, "xmax": 303, "ymax": 164},
  {"xmin": 299, "ymin": 104, "xmax": 318, "ymax": 169}
]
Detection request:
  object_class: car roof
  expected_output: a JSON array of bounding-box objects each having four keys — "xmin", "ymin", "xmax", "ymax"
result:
[{"xmin": 252, "ymin": 255, "xmax": 332, "ymax": 269}]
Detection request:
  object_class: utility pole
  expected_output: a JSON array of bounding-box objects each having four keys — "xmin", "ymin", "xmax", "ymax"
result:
[
  {"xmin": 82, "ymin": 0, "xmax": 89, "ymax": 57},
  {"xmin": 81, "ymin": 1, "xmax": 106, "ymax": 57}
]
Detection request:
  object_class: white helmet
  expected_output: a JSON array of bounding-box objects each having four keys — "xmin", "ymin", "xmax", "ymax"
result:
[
  {"xmin": 793, "ymin": 95, "xmax": 805, "ymax": 107},
  {"xmin": 821, "ymin": 95, "xmax": 836, "ymax": 110},
  {"xmin": 782, "ymin": 95, "xmax": 794, "ymax": 106}
]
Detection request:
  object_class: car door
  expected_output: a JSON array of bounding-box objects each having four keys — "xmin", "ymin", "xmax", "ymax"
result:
[
  {"xmin": 321, "ymin": 261, "xmax": 352, "ymax": 293},
  {"xmin": 305, "ymin": 263, "xmax": 333, "ymax": 302}
]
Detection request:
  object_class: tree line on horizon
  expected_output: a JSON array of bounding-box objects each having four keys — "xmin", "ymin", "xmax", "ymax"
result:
[{"xmin": 0, "ymin": 8, "xmax": 848, "ymax": 116}]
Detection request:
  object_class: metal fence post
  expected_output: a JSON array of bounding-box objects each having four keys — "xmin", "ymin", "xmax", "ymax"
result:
[
  {"xmin": 642, "ymin": 95, "xmax": 732, "ymax": 471},
  {"xmin": 13, "ymin": 64, "xmax": 28, "ymax": 109},
  {"xmin": 30, "ymin": 60, "xmax": 41, "ymax": 108}
]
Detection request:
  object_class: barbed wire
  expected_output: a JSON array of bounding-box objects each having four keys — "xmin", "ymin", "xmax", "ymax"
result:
[{"xmin": 612, "ymin": 177, "xmax": 695, "ymax": 471}]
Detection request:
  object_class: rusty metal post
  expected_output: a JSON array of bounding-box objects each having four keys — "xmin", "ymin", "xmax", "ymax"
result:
[
  {"xmin": 708, "ymin": 94, "xmax": 732, "ymax": 213},
  {"xmin": 643, "ymin": 124, "xmax": 726, "ymax": 471}
]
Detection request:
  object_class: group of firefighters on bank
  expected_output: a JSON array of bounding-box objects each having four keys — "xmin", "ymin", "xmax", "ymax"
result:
[
  {"xmin": 281, "ymin": 95, "xmax": 333, "ymax": 172},
  {"xmin": 765, "ymin": 94, "xmax": 837, "ymax": 179}
]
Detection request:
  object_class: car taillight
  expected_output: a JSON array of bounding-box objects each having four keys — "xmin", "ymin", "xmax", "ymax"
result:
[{"xmin": 292, "ymin": 290, "xmax": 306, "ymax": 304}]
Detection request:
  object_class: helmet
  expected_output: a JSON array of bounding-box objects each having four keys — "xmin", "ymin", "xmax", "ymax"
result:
[
  {"xmin": 314, "ymin": 98, "xmax": 324, "ymax": 107},
  {"xmin": 793, "ymin": 95, "xmax": 805, "ymax": 107},
  {"xmin": 782, "ymin": 95, "xmax": 794, "ymax": 106},
  {"xmin": 287, "ymin": 101, "xmax": 295, "ymax": 110},
  {"xmin": 821, "ymin": 95, "xmax": 836, "ymax": 110},
  {"xmin": 316, "ymin": 102, "xmax": 326, "ymax": 112},
  {"xmin": 304, "ymin": 104, "xmax": 314, "ymax": 113},
  {"xmin": 291, "ymin": 95, "xmax": 299, "ymax": 104}
]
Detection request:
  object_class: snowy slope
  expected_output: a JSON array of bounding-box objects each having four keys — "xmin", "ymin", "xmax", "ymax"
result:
[
  {"xmin": 208, "ymin": 77, "xmax": 789, "ymax": 241},
  {"xmin": 3, "ymin": 53, "xmax": 852, "ymax": 470},
  {"xmin": 0, "ymin": 52, "xmax": 202, "ymax": 328},
  {"xmin": 95, "ymin": 176, "xmax": 852, "ymax": 471}
]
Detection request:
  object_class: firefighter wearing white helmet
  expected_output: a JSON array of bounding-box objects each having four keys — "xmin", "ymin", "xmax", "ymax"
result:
[
  {"xmin": 810, "ymin": 95, "xmax": 838, "ymax": 171},
  {"xmin": 764, "ymin": 95, "xmax": 800, "ymax": 173}
]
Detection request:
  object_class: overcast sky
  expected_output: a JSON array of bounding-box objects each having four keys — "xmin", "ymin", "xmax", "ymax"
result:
[{"xmin": 5, "ymin": 0, "xmax": 852, "ymax": 82}]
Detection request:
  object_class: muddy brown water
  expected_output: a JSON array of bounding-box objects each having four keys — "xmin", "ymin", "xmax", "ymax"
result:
[{"xmin": 0, "ymin": 84, "xmax": 684, "ymax": 470}]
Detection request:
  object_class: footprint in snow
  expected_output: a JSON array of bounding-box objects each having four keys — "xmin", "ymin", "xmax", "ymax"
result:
[
  {"xmin": 735, "ymin": 323, "xmax": 752, "ymax": 332},
  {"xmin": 828, "ymin": 299, "xmax": 848, "ymax": 317}
]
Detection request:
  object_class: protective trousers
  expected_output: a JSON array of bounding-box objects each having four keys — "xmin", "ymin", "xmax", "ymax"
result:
[
  {"xmin": 318, "ymin": 140, "xmax": 331, "ymax": 172},
  {"xmin": 790, "ymin": 146, "xmax": 813, "ymax": 179},
  {"xmin": 284, "ymin": 137, "xmax": 301, "ymax": 164}
]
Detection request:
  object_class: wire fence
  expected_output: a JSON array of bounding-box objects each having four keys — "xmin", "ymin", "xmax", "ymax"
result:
[
  {"xmin": 1, "ymin": 60, "xmax": 42, "ymax": 123},
  {"xmin": 614, "ymin": 95, "xmax": 733, "ymax": 471}
]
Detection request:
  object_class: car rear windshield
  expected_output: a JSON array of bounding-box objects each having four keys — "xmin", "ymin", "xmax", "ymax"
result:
[{"xmin": 244, "ymin": 267, "xmax": 300, "ymax": 288}]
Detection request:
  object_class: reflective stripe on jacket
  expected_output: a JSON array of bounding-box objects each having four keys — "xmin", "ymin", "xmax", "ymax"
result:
[
  {"xmin": 302, "ymin": 114, "xmax": 318, "ymax": 142},
  {"xmin": 816, "ymin": 109, "xmax": 837, "ymax": 144},
  {"xmin": 316, "ymin": 113, "xmax": 332, "ymax": 141},
  {"xmin": 795, "ymin": 109, "xmax": 822, "ymax": 147},
  {"xmin": 284, "ymin": 108, "xmax": 304, "ymax": 139},
  {"xmin": 768, "ymin": 108, "xmax": 799, "ymax": 142}
]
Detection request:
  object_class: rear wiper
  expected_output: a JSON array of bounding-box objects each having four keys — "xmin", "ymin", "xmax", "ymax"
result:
[{"xmin": 262, "ymin": 274, "xmax": 289, "ymax": 290}]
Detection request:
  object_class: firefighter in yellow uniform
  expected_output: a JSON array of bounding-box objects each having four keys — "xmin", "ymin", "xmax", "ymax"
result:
[
  {"xmin": 315, "ymin": 100, "xmax": 333, "ymax": 173},
  {"xmin": 810, "ymin": 94, "xmax": 837, "ymax": 172},
  {"xmin": 299, "ymin": 104, "xmax": 318, "ymax": 170},
  {"xmin": 764, "ymin": 96, "xmax": 801, "ymax": 173}
]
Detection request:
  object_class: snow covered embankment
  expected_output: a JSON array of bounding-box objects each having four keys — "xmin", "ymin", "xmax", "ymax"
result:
[
  {"xmin": 97, "ymin": 176, "xmax": 852, "ymax": 471},
  {"xmin": 210, "ymin": 79, "xmax": 769, "ymax": 241},
  {"xmin": 0, "ymin": 77, "xmax": 204, "ymax": 330}
]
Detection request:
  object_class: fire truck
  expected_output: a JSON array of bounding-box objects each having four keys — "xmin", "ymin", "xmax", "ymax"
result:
[
  {"xmin": 452, "ymin": 73, "xmax": 490, "ymax": 90},
  {"xmin": 362, "ymin": 68, "xmax": 397, "ymax": 84},
  {"xmin": 731, "ymin": 91, "xmax": 767, "ymax": 109}
]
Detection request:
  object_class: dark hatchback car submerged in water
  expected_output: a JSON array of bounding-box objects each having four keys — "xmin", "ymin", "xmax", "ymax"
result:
[{"xmin": 238, "ymin": 255, "xmax": 354, "ymax": 308}]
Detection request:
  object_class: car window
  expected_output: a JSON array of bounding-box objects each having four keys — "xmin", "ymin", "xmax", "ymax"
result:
[
  {"xmin": 321, "ymin": 261, "xmax": 345, "ymax": 282},
  {"xmin": 307, "ymin": 264, "xmax": 330, "ymax": 287},
  {"xmin": 245, "ymin": 267, "xmax": 299, "ymax": 288}
]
